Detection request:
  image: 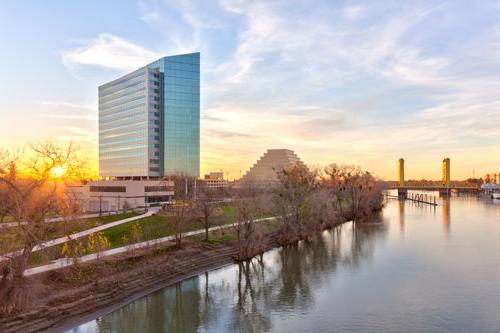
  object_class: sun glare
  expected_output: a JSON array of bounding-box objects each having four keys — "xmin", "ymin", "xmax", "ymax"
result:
[{"xmin": 52, "ymin": 166, "xmax": 64, "ymax": 178}]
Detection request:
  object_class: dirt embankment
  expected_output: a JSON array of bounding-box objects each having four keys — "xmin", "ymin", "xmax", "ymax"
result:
[
  {"xmin": 0, "ymin": 234, "xmax": 277, "ymax": 333},
  {"xmin": 0, "ymin": 212, "xmax": 362, "ymax": 333}
]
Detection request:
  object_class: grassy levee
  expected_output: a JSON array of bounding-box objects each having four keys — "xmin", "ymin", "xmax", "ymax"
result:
[
  {"xmin": 28, "ymin": 203, "xmax": 263, "ymax": 267},
  {"xmin": 1, "ymin": 211, "xmax": 143, "ymax": 255}
]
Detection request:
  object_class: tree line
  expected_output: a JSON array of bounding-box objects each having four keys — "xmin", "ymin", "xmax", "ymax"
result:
[{"xmin": 0, "ymin": 143, "xmax": 383, "ymax": 315}]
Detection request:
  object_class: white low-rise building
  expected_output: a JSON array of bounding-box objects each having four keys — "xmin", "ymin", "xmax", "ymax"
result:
[
  {"xmin": 201, "ymin": 172, "xmax": 229, "ymax": 190},
  {"xmin": 68, "ymin": 180, "xmax": 174, "ymax": 212}
]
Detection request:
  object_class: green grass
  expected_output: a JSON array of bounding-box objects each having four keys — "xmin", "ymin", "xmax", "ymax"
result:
[
  {"xmin": 25, "ymin": 203, "xmax": 275, "ymax": 267},
  {"xmin": 0, "ymin": 211, "xmax": 144, "ymax": 252}
]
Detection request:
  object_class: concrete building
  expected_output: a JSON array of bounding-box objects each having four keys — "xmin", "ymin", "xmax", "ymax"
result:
[
  {"xmin": 239, "ymin": 149, "xmax": 306, "ymax": 185},
  {"xmin": 99, "ymin": 52, "xmax": 200, "ymax": 179},
  {"xmin": 201, "ymin": 172, "xmax": 229, "ymax": 190},
  {"xmin": 69, "ymin": 180, "xmax": 174, "ymax": 212}
]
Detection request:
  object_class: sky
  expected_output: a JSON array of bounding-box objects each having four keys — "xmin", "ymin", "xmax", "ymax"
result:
[{"xmin": 0, "ymin": 0, "xmax": 499, "ymax": 180}]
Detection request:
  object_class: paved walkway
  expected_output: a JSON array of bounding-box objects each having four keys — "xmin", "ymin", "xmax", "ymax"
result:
[
  {"xmin": 23, "ymin": 216, "xmax": 278, "ymax": 276},
  {"xmin": 0, "ymin": 211, "xmax": 130, "ymax": 229},
  {"xmin": 0, "ymin": 208, "xmax": 160, "ymax": 262}
]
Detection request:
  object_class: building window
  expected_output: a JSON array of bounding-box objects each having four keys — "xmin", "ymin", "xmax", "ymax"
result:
[
  {"xmin": 154, "ymin": 144, "xmax": 160, "ymax": 148},
  {"xmin": 89, "ymin": 186, "xmax": 126, "ymax": 193},
  {"xmin": 145, "ymin": 186, "xmax": 170, "ymax": 192},
  {"xmin": 154, "ymin": 120, "xmax": 160, "ymax": 125},
  {"xmin": 154, "ymin": 136, "xmax": 160, "ymax": 140},
  {"xmin": 154, "ymin": 152, "xmax": 160, "ymax": 156},
  {"xmin": 154, "ymin": 97, "xmax": 159, "ymax": 101},
  {"xmin": 149, "ymin": 167, "xmax": 159, "ymax": 172},
  {"xmin": 153, "ymin": 73, "xmax": 159, "ymax": 78},
  {"xmin": 146, "ymin": 195, "xmax": 171, "ymax": 203},
  {"xmin": 150, "ymin": 159, "xmax": 159, "ymax": 164},
  {"xmin": 153, "ymin": 105, "xmax": 159, "ymax": 109},
  {"xmin": 154, "ymin": 128, "xmax": 159, "ymax": 133},
  {"xmin": 153, "ymin": 81, "xmax": 159, "ymax": 86},
  {"xmin": 154, "ymin": 89, "xmax": 159, "ymax": 94}
]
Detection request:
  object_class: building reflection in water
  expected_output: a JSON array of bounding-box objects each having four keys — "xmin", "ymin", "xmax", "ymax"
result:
[
  {"xmin": 94, "ymin": 277, "xmax": 202, "ymax": 333},
  {"xmin": 442, "ymin": 197, "xmax": 451, "ymax": 235},
  {"xmin": 87, "ymin": 221, "xmax": 388, "ymax": 333},
  {"xmin": 398, "ymin": 200, "xmax": 405, "ymax": 236}
]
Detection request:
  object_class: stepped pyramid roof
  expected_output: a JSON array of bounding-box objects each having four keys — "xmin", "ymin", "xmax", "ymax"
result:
[{"xmin": 240, "ymin": 149, "xmax": 306, "ymax": 184}]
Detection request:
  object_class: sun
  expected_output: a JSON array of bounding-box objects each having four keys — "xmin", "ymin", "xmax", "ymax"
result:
[{"xmin": 51, "ymin": 166, "xmax": 64, "ymax": 178}]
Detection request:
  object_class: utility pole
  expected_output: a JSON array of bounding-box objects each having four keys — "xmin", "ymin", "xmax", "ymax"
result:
[{"xmin": 193, "ymin": 178, "xmax": 197, "ymax": 200}]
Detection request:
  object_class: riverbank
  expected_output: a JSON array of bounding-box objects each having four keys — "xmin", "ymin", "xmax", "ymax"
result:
[
  {"xmin": 0, "ymin": 211, "xmax": 359, "ymax": 333},
  {"xmin": 0, "ymin": 228, "xmax": 281, "ymax": 333}
]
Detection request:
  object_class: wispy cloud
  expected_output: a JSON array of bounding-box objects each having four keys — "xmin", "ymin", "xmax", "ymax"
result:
[
  {"xmin": 38, "ymin": 100, "xmax": 96, "ymax": 111},
  {"xmin": 57, "ymin": 0, "xmax": 500, "ymax": 179},
  {"xmin": 39, "ymin": 113, "xmax": 97, "ymax": 121},
  {"xmin": 61, "ymin": 33, "xmax": 161, "ymax": 73},
  {"xmin": 342, "ymin": 5, "xmax": 366, "ymax": 20}
]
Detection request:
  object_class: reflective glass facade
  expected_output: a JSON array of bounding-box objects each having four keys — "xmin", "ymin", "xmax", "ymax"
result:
[
  {"xmin": 148, "ymin": 53, "xmax": 200, "ymax": 177},
  {"xmin": 98, "ymin": 53, "xmax": 200, "ymax": 178}
]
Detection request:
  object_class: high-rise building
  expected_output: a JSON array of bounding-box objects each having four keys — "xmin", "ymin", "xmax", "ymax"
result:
[{"xmin": 98, "ymin": 52, "xmax": 200, "ymax": 179}]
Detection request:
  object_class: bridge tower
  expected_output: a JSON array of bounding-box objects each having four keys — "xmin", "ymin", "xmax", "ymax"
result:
[
  {"xmin": 398, "ymin": 158, "xmax": 405, "ymax": 187},
  {"xmin": 441, "ymin": 157, "xmax": 451, "ymax": 196},
  {"xmin": 397, "ymin": 158, "xmax": 407, "ymax": 199}
]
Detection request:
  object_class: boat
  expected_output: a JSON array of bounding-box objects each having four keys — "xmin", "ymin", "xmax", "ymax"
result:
[{"xmin": 481, "ymin": 183, "xmax": 500, "ymax": 199}]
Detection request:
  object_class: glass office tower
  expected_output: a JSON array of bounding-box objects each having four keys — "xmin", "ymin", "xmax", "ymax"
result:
[
  {"xmin": 148, "ymin": 53, "xmax": 200, "ymax": 177},
  {"xmin": 98, "ymin": 52, "xmax": 200, "ymax": 179}
]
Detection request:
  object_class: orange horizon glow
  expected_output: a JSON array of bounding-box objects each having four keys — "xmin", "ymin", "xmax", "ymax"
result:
[{"xmin": 3, "ymin": 139, "xmax": 494, "ymax": 182}]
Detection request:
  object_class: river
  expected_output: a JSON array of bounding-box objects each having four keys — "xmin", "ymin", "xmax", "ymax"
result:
[{"xmin": 69, "ymin": 193, "xmax": 500, "ymax": 333}]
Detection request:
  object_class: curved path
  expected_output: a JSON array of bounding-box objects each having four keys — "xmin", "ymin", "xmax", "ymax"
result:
[
  {"xmin": 0, "ymin": 208, "xmax": 160, "ymax": 262},
  {"xmin": 0, "ymin": 211, "xmax": 127, "ymax": 229},
  {"xmin": 23, "ymin": 216, "xmax": 278, "ymax": 276}
]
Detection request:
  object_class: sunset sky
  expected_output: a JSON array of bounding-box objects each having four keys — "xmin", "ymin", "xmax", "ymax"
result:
[{"xmin": 1, "ymin": 0, "xmax": 499, "ymax": 180}]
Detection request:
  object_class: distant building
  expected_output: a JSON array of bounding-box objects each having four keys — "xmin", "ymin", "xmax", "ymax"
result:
[
  {"xmin": 239, "ymin": 149, "xmax": 306, "ymax": 186},
  {"xmin": 69, "ymin": 180, "xmax": 174, "ymax": 212},
  {"xmin": 201, "ymin": 172, "xmax": 229, "ymax": 190},
  {"xmin": 484, "ymin": 173, "xmax": 500, "ymax": 184},
  {"xmin": 99, "ymin": 52, "xmax": 200, "ymax": 179}
]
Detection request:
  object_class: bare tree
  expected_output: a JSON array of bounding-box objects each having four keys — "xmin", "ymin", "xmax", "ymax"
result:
[
  {"xmin": 232, "ymin": 182, "xmax": 269, "ymax": 260},
  {"xmin": 323, "ymin": 164, "xmax": 383, "ymax": 221},
  {"xmin": 0, "ymin": 142, "xmax": 84, "ymax": 314},
  {"xmin": 163, "ymin": 202, "xmax": 190, "ymax": 248},
  {"xmin": 195, "ymin": 187, "xmax": 219, "ymax": 242},
  {"xmin": 272, "ymin": 164, "xmax": 318, "ymax": 244},
  {"xmin": 122, "ymin": 199, "xmax": 131, "ymax": 213},
  {"xmin": 0, "ymin": 157, "xmax": 15, "ymax": 223}
]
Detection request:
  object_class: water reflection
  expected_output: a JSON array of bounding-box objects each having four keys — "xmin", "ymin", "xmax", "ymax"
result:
[
  {"xmin": 92, "ymin": 278, "xmax": 202, "ymax": 332},
  {"xmin": 72, "ymin": 222, "xmax": 387, "ymax": 333},
  {"xmin": 442, "ymin": 197, "xmax": 451, "ymax": 235},
  {"xmin": 398, "ymin": 200, "xmax": 405, "ymax": 235},
  {"xmin": 71, "ymin": 198, "xmax": 500, "ymax": 333}
]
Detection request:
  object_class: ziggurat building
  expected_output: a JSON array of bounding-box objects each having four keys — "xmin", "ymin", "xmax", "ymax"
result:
[{"xmin": 240, "ymin": 149, "xmax": 306, "ymax": 185}]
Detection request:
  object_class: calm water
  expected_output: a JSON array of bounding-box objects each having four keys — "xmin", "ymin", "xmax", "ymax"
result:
[{"xmin": 70, "ymin": 193, "xmax": 500, "ymax": 333}]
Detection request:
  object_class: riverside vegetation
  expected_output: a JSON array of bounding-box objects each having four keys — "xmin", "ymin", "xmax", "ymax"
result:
[{"xmin": 0, "ymin": 143, "xmax": 383, "ymax": 332}]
